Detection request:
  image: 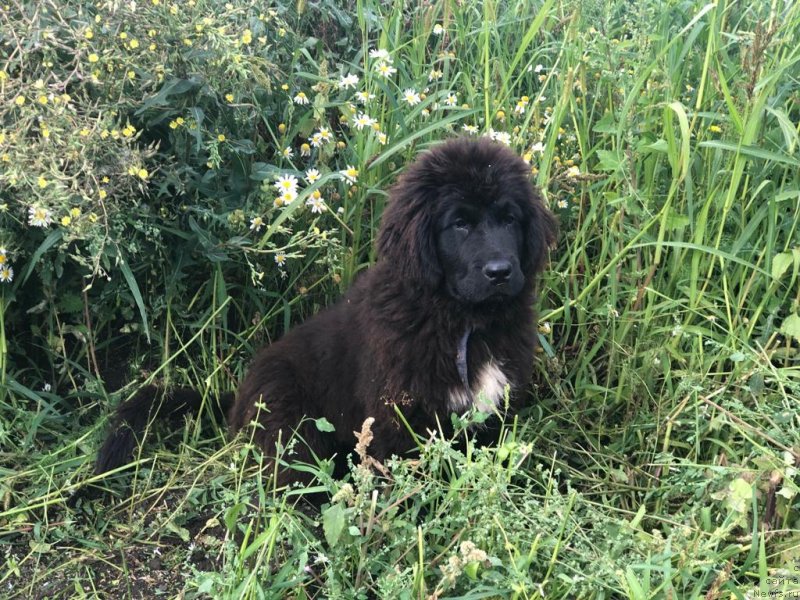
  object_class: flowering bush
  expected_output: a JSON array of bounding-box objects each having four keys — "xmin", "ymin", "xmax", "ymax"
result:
[{"xmin": 0, "ymin": 1, "xmax": 324, "ymax": 384}]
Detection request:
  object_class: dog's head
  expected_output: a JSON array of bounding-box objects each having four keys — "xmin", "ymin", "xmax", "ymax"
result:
[{"xmin": 378, "ymin": 137, "xmax": 557, "ymax": 304}]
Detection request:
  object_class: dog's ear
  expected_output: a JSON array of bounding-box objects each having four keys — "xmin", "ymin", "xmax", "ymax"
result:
[
  {"xmin": 377, "ymin": 180, "xmax": 441, "ymax": 286},
  {"xmin": 524, "ymin": 190, "xmax": 558, "ymax": 275}
]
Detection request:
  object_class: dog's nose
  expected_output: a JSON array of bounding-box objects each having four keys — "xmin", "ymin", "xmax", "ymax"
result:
[{"xmin": 483, "ymin": 260, "xmax": 512, "ymax": 285}]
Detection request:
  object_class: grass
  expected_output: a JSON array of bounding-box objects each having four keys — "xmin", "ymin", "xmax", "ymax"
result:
[{"xmin": 1, "ymin": 0, "xmax": 800, "ymax": 598}]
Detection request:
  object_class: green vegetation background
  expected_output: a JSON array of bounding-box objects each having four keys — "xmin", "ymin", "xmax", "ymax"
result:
[{"xmin": 1, "ymin": 0, "xmax": 799, "ymax": 597}]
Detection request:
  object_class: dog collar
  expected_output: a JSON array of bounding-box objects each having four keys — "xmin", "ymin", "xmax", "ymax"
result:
[{"xmin": 456, "ymin": 328, "xmax": 472, "ymax": 389}]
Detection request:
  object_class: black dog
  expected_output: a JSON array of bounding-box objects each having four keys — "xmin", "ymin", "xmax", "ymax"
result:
[{"xmin": 95, "ymin": 137, "xmax": 557, "ymax": 485}]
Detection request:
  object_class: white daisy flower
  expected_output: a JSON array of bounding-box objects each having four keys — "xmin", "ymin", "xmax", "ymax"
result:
[
  {"xmin": 462, "ymin": 124, "xmax": 478, "ymax": 135},
  {"xmin": 369, "ymin": 48, "xmax": 391, "ymax": 62},
  {"xmin": 293, "ymin": 91, "xmax": 310, "ymax": 105},
  {"xmin": 309, "ymin": 132, "xmax": 324, "ymax": 148},
  {"xmin": 444, "ymin": 93, "xmax": 458, "ymax": 107},
  {"xmin": 278, "ymin": 189, "xmax": 298, "ymax": 206},
  {"xmin": 250, "ymin": 216, "xmax": 264, "ymax": 231},
  {"xmin": 28, "ymin": 206, "xmax": 52, "ymax": 228},
  {"xmin": 305, "ymin": 168, "xmax": 321, "ymax": 184},
  {"xmin": 338, "ymin": 73, "xmax": 359, "ymax": 89},
  {"xmin": 354, "ymin": 90, "xmax": 375, "ymax": 105},
  {"xmin": 402, "ymin": 89, "xmax": 421, "ymax": 106},
  {"xmin": 432, "ymin": 24, "xmax": 444, "ymax": 35},
  {"xmin": 353, "ymin": 112, "xmax": 376, "ymax": 130},
  {"xmin": 374, "ymin": 62, "xmax": 397, "ymax": 78},
  {"xmin": 0, "ymin": 265, "xmax": 13, "ymax": 283},
  {"xmin": 428, "ymin": 69, "xmax": 443, "ymax": 81},
  {"xmin": 488, "ymin": 129, "xmax": 511, "ymax": 145},
  {"xmin": 274, "ymin": 253, "xmax": 287, "ymax": 267},
  {"xmin": 274, "ymin": 174, "xmax": 299, "ymax": 193},
  {"xmin": 340, "ymin": 165, "xmax": 358, "ymax": 185},
  {"xmin": 306, "ymin": 191, "xmax": 326, "ymax": 214}
]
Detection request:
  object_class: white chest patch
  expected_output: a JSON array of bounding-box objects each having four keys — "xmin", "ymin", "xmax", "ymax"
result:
[{"xmin": 447, "ymin": 360, "xmax": 510, "ymax": 414}]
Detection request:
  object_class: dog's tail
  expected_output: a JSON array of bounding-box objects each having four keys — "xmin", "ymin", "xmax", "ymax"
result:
[{"xmin": 94, "ymin": 385, "xmax": 234, "ymax": 475}]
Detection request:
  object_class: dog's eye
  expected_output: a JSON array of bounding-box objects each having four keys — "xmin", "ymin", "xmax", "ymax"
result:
[
  {"xmin": 454, "ymin": 218, "xmax": 470, "ymax": 230},
  {"xmin": 502, "ymin": 214, "xmax": 516, "ymax": 226}
]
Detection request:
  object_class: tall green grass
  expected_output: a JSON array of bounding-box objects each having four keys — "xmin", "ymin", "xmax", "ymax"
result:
[{"xmin": 1, "ymin": 0, "xmax": 799, "ymax": 598}]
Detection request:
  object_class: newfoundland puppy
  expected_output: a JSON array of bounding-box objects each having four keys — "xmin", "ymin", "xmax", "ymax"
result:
[{"xmin": 95, "ymin": 137, "xmax": 557, "ymax": 485}]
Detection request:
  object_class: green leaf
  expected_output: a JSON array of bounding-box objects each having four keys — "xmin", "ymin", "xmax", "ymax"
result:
[
  {"xmin": 771, "ymin": 251, "xmax": 795, "ymax": 280},
  {"xmin": 29, "ymin": 540, "xmax": 52, "ymax": 553},
  {"xmin": 322, "ymin": 503, "xmax": 346, "ymax": 547},
  {"xmin": 135, "ymin": 76, "xmax": 200, "ymax": 115},
  {"xmin": 592, "ymin": 112, "xmax": 617, "ymax": 133},
  {"xmin": 779, "ymin": 313, "xmax": 800, "ymax": 342},
  {"xmin": 464, "ymin": 561, "xmax": 480, "ymax": 580},
  {"xmin": 643, "ymin": 139, "xmax": 669, "ymax": 153},
  {"xmin": 224, "ymin": 502, "xmax": 244, "ymax": 533},
  {"xmin": 165, "ymin": 521, "xmax": 190, "ymax": 542},
  {"xmin": 595, "ymin": 149, "xmax": 623, "ymax": 172},
  {"xmin": 728, "ymin": 478, "xmax": 752, "ymax": 514},
  {"xmin": 664, "ymin": 209, "xmax": 690, "ymax": 231},
  {"xmin": 624, "ymin": 566, "xmax": 647, "ymax": 600},
  {"xmin": 314, "ymin": 417, "xmax": 335, "ymax": 432},
  {"xmin": 729, "ymin": 351, "xmax": 746, "ymax": 363},
  {"xmin": 667, "ymin": 101, "xmax": 690, "ymax": 182},
  {"xmin": 250, "ymin": 161, "xmax": 279, "ymax": 181},
  {"xmin": 119, "ymin": 256, "xmax": 151, "ymax": 343},
  {"xmin": 19, "ymin": 229, "xmax": 63, "ymax": 287},
  {"xmin": 699, "ymin": 140, "xmax": 800, "ymax": 167}
]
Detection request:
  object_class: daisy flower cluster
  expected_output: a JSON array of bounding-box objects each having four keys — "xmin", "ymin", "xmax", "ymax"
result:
[
  {"xmin": 0, "ymin": 247, "xmax": 13, "ymax": 284},
  {"xmin": 370, "ymin": 48, "xmax": 397, "ymax": 79}
]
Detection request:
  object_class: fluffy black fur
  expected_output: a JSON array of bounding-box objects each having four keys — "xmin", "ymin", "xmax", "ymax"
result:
[{"xmin": 95, "ymin": 137, "xmax": 557, "ymax": 484}]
